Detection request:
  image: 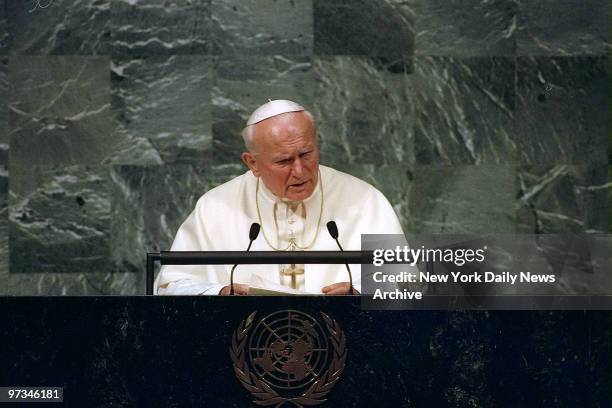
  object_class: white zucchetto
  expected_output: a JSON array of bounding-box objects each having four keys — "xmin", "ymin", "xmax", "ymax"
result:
[{"xmin": 246, "ymin": 99, "xmax": 305, "ymax": 126}]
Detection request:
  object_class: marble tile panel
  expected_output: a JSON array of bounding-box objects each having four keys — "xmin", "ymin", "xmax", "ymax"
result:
[
  {"xmin": 0, "ymin": 270, "xmax": 143, "ymax": 295},
  {"xmin": 314, "ymin": 0, "xmax": 414, "ymax": 58},
  {"xmin": 517, "ymin": 0, "xmax": 611, "ymax": 56},
  {"xmin": 9, "ymin": 56, "xmax": 113, "ymax": 173},
  {"xmin": 212, "ymin": 55, "xmax": 314, "ymax": 166},
  {"xmin": 517, "ymin": 164, "xmax": 611, "ymax": 234},
  {"xmin": 7, "ymin": 0, "xmax": 110, "ymax": 55},
  {"xmin": 414, "ymin": 0, "xmax": 517, "ymax": 56},
  {"xmin": 111, "ymin": 0, "xmax": 212, "ymax": 56},
  {"xmin": 0, "ymin": 57, "xmax": 6, "ymax": 145},
  {"xmin": 313, "ymin": 56, "xmax": 413, "ymax": 167},
  {"xmin": 409, "ymin": 164, "xmax": 518, "ymax": 233},
  {"xmin": 110, "ymin": 56, "xmax": 212, "ymax": 165},
  {"xmin": 210, "ymin": 0, "xmax": 312, "ymax": 55},
  {"xmin": 332, "ymin": 163, "xmax": 412, "ymax": 233},
  {"xmin": 412, "ymin": 56, "xmax": 516, "ymax": 165},
  {"xmin": 110, "ymin": 164, "xmax": 213, "ymax": 274},
  {"xmin": 0, "ymin": 144, "xmax": 7, "ymax": 279},
  {"xmin": 0, "ymin": 0, "xmax": 8, "ymax": 54},
  {"xmin": 109, "ymin": 165, "xmax": 145, "ymax": 274},
  {"xmin": 515, "ymin": 56, "xmax": 611, "ymax": 165},
  {"xmin": 9, "ymin": 165, "xmax": 111, "ymax": 274},
  {"xmin": 209, "ymin": 162, "xmax": 246, "ymax": 188},
  {"xmin": 143, "ymin": 165, "xmax": 212, "ymax": 252}
]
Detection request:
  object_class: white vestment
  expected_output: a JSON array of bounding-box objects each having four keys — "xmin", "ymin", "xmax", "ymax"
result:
[{"xmin": 155, "ymin": 165, "xmax": 404, "ymax": 295}]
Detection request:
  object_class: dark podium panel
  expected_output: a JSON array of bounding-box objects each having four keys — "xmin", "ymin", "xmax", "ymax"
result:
[{"xmin": 0, "ymin": 297, "xmax": 609, "ymax": 407}]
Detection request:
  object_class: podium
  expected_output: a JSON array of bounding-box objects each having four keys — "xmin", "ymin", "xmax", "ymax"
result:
[{"xmin": 0, "ymin": 296, "xmax": 608, "ymax": 406}]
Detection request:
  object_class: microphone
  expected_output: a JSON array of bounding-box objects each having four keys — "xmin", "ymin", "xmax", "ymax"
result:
[
  {"xmin": 229, "ymin": 223, "xmax": 261, "ymax": 295},
  {"xmin": 326, "ymin": 221, "xmax": 354, "ymax": 295},
  {"xmin": 248, "ymin": 223, "xmax": 261, "ymax": 245}
]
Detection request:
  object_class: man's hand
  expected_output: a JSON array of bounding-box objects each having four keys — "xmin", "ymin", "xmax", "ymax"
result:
[
  {"xmin": 321, "ymin": 282, "xmax": 360, "ymax": 295},
  {"xmin": 219, "ymin": 284, "xmax": 250, "ymax": 295}
]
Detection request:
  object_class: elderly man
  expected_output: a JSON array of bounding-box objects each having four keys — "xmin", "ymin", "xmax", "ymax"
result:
[{"xmin": 155, "ymin": 100, "xmax": 404, "ymax": 295}]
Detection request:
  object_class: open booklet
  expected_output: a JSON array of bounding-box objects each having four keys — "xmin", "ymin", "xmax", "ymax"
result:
[{"xmin": 247, "ymin": 275, "xmax": 307, "ymax": 296}]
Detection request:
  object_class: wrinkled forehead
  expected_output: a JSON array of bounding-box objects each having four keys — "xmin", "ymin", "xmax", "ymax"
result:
[{"xmin": 252, "ymin": 111, "xmax": 316, "ymax": 143}]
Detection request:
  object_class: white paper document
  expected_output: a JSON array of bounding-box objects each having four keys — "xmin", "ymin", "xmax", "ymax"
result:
[{"xmin": 247, "ymin": 275, "xmax": 307, "ymax": 296}]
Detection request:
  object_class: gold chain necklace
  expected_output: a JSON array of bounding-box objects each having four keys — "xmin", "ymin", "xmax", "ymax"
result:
[{"xmin": 255, "ymin": 171, "xmax": 324, "ymax": 251}]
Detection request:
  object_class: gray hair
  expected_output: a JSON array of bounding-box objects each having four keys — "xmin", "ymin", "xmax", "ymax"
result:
[{"xmin": 242, "ymin": 110, "xmax": 316, "ymax": 152}]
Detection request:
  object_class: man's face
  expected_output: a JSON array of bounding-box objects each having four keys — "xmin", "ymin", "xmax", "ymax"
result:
[{"xmin": 242, "ymin": 112, "xmax": 320, "ymax": 201}]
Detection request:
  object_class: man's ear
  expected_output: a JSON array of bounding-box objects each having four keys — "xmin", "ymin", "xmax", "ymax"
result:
[{"xmin": 241, "ymin": 152, "xmax": 260, "ymax": 177}]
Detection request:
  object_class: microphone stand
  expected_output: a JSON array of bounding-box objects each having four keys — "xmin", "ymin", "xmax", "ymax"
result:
[
  {"xmin": 230, "ymin": 223, "xmax": 260, "ymax": 295},
  {"xmin": 326, "ymin": 221, "xmax": 354, "ymax": 295}
]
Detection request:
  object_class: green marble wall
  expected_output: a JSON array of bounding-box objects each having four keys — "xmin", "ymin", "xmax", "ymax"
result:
[{"xmin": 0, "ymin": 0, "xmax": 609, "ymax": 295}]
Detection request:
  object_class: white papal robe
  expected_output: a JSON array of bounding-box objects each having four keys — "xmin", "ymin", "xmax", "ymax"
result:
[{"xmin": 154, "ymin": 165, "xmax": 404, "ymax": 295}]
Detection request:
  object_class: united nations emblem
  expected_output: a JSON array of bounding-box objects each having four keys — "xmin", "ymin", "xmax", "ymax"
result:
[{"xmin": 230, "ymin": 310, "xmax": 347, "ymax": 407}]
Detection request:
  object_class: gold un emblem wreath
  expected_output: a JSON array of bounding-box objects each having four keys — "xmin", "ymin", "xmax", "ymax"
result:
[{"xmin": 230, "ymin": 310, "xmax": 347, "ymax": 407}]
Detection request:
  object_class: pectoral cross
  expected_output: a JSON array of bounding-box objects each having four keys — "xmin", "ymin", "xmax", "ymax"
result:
[
  {"xmin": 280, "ymin": 239, "xmax": 305, "ymax": 290},
  {"xmin": 280, "ymin": 263, "xmax": 305, "ymax": 289}
]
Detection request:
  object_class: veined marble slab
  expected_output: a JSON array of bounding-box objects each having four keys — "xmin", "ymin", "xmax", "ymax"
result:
[
  {"xmin": 8, "ymin": 0, "xmax": 110, "ymax": 55},
  {"xmin": 110, "ymin": 55, "xmax": 212, "ymax": 165}
]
